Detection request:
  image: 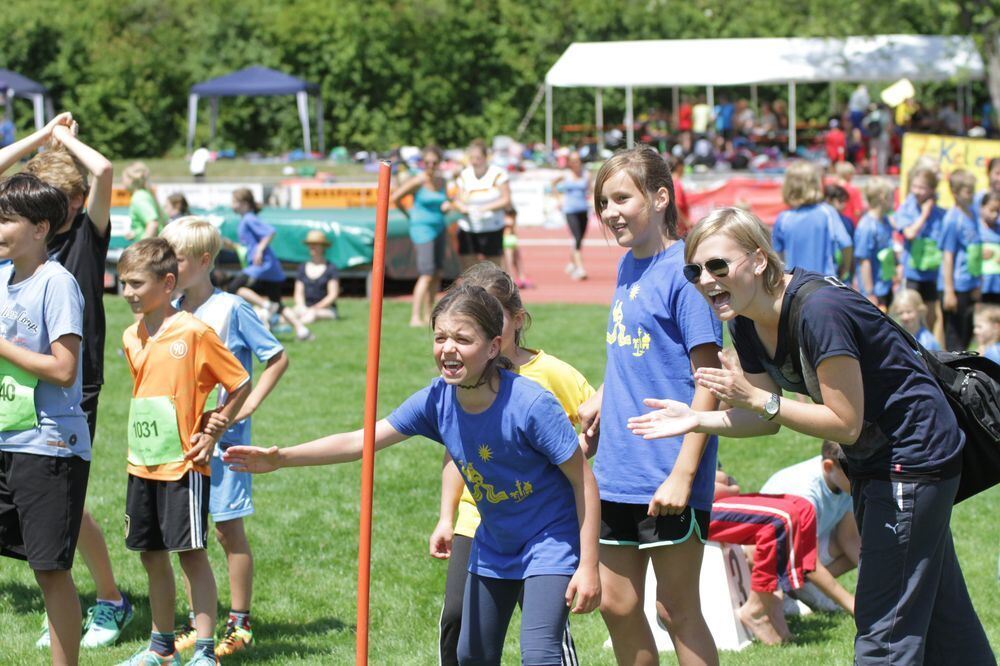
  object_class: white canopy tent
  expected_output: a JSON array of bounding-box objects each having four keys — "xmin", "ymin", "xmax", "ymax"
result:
[{"xmin": 543, "ymin": 35, "xmax": 984, "ymax": 152}]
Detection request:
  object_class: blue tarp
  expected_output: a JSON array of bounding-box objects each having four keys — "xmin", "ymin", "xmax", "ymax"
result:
[
  {"xmin": 190, "ymin": 66, "xmax": 318, "ymax": 97},
  {"xmin": 0, "ymin": 69, "xmax": 47, "ymax": 95}
]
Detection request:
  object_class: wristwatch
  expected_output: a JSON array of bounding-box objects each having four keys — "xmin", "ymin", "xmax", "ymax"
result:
[{"xmin": 762, "ymin": 393, "xmax": 781, "ymax": 420}]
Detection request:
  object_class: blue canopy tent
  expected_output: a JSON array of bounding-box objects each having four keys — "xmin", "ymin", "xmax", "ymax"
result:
[
  {"xmin": 0, "ymin": 69, "xmax": 53, "ymax": 131},
  {"xmin": 186, "ymin": 66, "xmax": 324, "ymax": 155}
]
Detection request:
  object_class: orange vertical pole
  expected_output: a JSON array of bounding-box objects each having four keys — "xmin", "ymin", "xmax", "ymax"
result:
[{"xmin": 357, "ymin": 161, "xmax": 391, "ymax": 665}]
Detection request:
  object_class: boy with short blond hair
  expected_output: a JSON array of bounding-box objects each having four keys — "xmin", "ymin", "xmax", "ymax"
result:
[
  {"xmin": 0, "ymin": 173, "xmax": 89, "ymax": 666},
  {"xmin": 941, "ymin": 168, "xmax": 982, "ymax": 351},
  {"xmin": 161, "ymin": 218, "xmax": 289, "ymax": 657},
  {"xmin": 117, "ymin": 238, "xmax": 251, "ymax": 666}
]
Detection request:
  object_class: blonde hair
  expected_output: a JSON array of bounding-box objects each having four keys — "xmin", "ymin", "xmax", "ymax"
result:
[
  {"xmin": 907, "ymin": 164, "xmax": 938, "ymax": 191},
  {"xmin": 890, "ymin": 289, "xmax": 929, "ymax": 323},
  {"xmin": 833, "ymin": 161, "xmax": 855, "ymax": 180},
  {"xmin": 593, "ymin": 145, "xmax": 678, "ymax": 238},
  {"xmin": 782, "ymin": 160, "xmax": 824, "ymax": 208},
  {"xmin": 948, "ymin": 169, "xmax": 976, "ymax": 196},
  {"xmin": 24, "ymin": 145, "xmax": 89, "ymax": 200},
  {"xmin": 864, "ymin": 177, "xmax": 895, "ymax": 214},
  {"xmin": 685, "ymin": 207, "xmax": 784, "ymax": 294},
  {"xmin": 975, "ymin": 303, "xmax": 1000, "ymax": 328},
  {"xmin": 160, "ymin": 216, "xmax": 222, "ymax": 263},
  {"xmin": 118, "ymin": 237, "xmax": 177, "ymax": 280},
  {"xmin": 122, "ymin": 162, "xmax": 151, "ymax": 192}
]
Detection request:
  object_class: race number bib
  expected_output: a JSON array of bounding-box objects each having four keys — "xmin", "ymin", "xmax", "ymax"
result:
[
  {"xmin": 908, "ymin": 237, "xmax": 942, "ymax": 271},
  {"xmin": 127, "ymin": 396, "xmax": 184, "ymax": 467},
  {"xmin": 981, "ymin": 242, "xmax": 1000, "ymax": 276},
  {"xmin": 876, "ymin": 247, "xmax": 897, "ymax": 282},
  {"xmin": 0, "ymin": 360, "xmax": 39, "ymax": 432}
]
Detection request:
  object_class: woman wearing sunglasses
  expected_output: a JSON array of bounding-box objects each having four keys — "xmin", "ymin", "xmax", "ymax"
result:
[
  {"xmin": 628, "ymin": 206, "xmax": 993, "ymax": 665},
  {"xmin": 393, "ymin": 145, "xmax": 454, "ymax": 327},
  {"xmin": 577, "ymin": 145, "xmax": 723, "ymax": 666}
]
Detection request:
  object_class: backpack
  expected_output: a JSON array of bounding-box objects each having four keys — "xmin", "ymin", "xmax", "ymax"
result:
[{"xmin": 787, "ymin": 277, "xmax": 1000, "ymax": 503}]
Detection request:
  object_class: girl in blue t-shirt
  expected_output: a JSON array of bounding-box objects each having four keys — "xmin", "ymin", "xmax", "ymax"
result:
[
  {"xmin": 578, "ymin": 145, "xmax": 723, "ymax": 663},
  {"xmin": 940, "ymin": 169, "xmax": 982, "ymax": 351},
  {"xmin": 553, "ymin": 151, "xmax": 591, "ymax": 280},
  {"xmin": 894, "ymin": 165, "xmax": 947, "ymax": 335},
  {"xmin": 890, "ymin": 289, "xmax": 942, "ymax": 351},
  {"xmin": 978, "ymin": 192, "xmax": 1000, "ymax": 305},
  {"xmin": 224, "ymin": 284, "xmax": 600, "ymax": 665}
]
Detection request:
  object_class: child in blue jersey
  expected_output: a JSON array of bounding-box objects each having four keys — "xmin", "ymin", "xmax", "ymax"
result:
[
  {"xmin": 224, "ymin": 284, "xmax": 601, "ymax": 665},
  {"xmin": 940, "ymin": 169, "xmax": 982, "ymax": 351},
  {"xmin": 576, "ymin": 145, "xmax": 722, "ymax": 666},
  {"xmin": 978, "ymin": 192, "xmax": 1000, "ymax": 305},
  {"xmin": 161, "ymin": 218, "xmax": 289, "ymax": 658},
  {"xmin": 853, "ymin": 178, "xmax": 897, "ymax": 309},
  {"xmin": 895, "ymin": 165, "xmax": 947, "ymax": 336},
  {"xmin": 891, "ymin": 289, "xmax": 941, "ymax": 350},
  {"xmin": 973, "ymin": 304, "xmax": 1000, "ymax": 363},
  {"xmin": 0, "ymin": 174, "xmax": 89, "ymax": 666},
  {"xmin": 772, "ymin": 160, "xmax": 853, "ymax": 277}
]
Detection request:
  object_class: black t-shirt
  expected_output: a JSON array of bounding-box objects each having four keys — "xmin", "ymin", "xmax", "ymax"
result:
[
  {"xmin": 730, "ymin": 268, "xmax": 962, "ymax": 480},
  {"xmin": 47, "ymin": 211, "xmax": 111, "ymax": 387},
  {"xmin": 296, "ymin": 262, "xmax": 339, "ymax": 307}
]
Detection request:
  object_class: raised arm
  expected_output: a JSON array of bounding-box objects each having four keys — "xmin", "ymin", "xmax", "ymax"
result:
[
  {"xmin": 900, "ymin": 199, "xmax": 933, "ymax": 241},
  {"xmin": 391, "ymin": 174, "xmax": 424, "ymax": 216},
  {"xmin": 51, "ymin": 124, "xmax": 113, "ymax": 234},
  {"xmin": 0, "ymin": 112, "xmax": 72, "ymax": 174},
  {"xmin": 222, "ymin": 418, "xmax": 408, "ymax": 472}
]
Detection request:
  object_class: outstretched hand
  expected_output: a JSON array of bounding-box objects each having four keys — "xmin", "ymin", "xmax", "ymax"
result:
[
  {"xmin": 627, "ymin": 398, "xmax": 699, "ymax": 440},
  {"xmin": 693, "ymin": 350, "xmax": 760, "ymax": 410},
  {"xmin": 222, "ymin": 445, "xmax": 281, "ymax": 474}
]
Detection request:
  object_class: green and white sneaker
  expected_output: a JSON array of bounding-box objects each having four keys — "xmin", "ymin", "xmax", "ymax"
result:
[
  {"xmin": 82, "ymin": 596, "xmax": 134, "ymax": 648},
  {"xmin": 35, "ymin": 616, "xmax": 50, "ymax": 648},
  {"xmin": 114, "ymin": 647, "xmax": 181, "ymax": 665}
]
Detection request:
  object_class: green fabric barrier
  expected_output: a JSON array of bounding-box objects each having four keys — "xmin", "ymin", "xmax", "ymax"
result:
[{"xmin": 111, "ymin": 206, "xmax": 410, "ymax": 270}]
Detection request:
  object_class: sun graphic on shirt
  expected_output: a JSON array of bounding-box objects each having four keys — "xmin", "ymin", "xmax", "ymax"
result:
[
  {"xmin": 629, "ymin": 284, "xmax": 641, "ymax": 301},
  {"xmin": 478, "ymin": 445, "xmax": 493, "ymax": 462}
]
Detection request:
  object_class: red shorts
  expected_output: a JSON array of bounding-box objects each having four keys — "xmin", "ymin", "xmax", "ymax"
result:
[{"xmin": 708, "ymin": 494, "xmax": 817, "ymax": 593}]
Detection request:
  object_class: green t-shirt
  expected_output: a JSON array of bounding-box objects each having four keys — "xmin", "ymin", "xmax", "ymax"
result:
[{"xmin": 129, "ymin": 189, "xmax": 166, "ymax": 238}]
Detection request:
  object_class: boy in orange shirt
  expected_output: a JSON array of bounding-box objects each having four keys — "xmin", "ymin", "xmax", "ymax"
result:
[{"xmin": 117, "ymin": 238, "xmax": 251, "ymax": 666}]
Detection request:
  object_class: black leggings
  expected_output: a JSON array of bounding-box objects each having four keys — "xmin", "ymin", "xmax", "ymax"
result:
[
  {"xmin": 565, "ymin": 212, "xmax": 588, "ymax": 251},
  {"xmin": 941, "ymin": 290, "xmax": 976, "ymax": 351},
  {"xmin": 440, "ymin": 535, "xmax": 578, "ymax": 666}
]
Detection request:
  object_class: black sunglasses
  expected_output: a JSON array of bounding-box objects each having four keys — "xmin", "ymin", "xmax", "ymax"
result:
[{"xmin": 682, "ymin": 251, "xmax": 753, "ymax": 284}]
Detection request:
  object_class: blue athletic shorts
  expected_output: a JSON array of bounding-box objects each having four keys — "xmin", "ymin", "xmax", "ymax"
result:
[{"xmin": 210, "ymin": 452, "xmax": 254, "ymax": 522}]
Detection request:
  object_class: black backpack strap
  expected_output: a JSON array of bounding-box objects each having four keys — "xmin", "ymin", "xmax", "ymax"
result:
[{"xmin": 786, "ymin": 278, "xmax": 834, "ymax": 376}]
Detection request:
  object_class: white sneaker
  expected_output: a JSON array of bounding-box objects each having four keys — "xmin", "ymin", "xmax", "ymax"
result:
[
  {"xmin": 781, "ymin": 593, "xmax": 811, "ymax": 617},
  {"xmin": 564, "ymin": 262, "xmax": 576, "ymax": 275},
  {"xmin": 792, "ymin": 581, "xmax": 842, "ymax": 613},
  {"xmin": 36, "ymin": 616, "xmax": 50, "ymax": 648}
]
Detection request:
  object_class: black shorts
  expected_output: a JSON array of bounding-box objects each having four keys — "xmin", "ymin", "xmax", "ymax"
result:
[
  {"xmin": 81, "ymin": 384, "xmax": 101, "ymax": 444},
  {"xmin": 126, "ymin": 472, "xmax": 209, "ymax": 552},
  {"xmin": 0, "ymin": 452, "xmax": 89, "ymax": 570},
  {"xmin": 457, "ymin": 228, "xmax": 504, "ymax": 258},
  {"xmin": 877, "ymin": 291, "xmax": 894, "ymax": 310},
  {"xmin": 226, "ymin": 273, "xmax": 284, "ymax": 304},
  {"xmin": 906, "ymin": 279, "xmax": 939, "ymax": 303},
  {"xmin": 414, "ymin": 233, "xmax": 447, "ymax": 276},
  {"xmin": 565, "ymin": 211, "xmax": 588, "ymax": 250},
  {"xmin": 599, "ymin": 500, "xmax": 709, "ymax": 549}
]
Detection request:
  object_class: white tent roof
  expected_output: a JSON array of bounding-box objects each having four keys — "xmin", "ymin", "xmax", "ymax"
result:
[{"xmin": 545, "ymin": 35, "xmax": 984, "ymax": 88}]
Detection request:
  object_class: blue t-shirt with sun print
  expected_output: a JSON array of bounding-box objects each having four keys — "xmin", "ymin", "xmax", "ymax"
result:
[
  {"xmin": 388, "ymin": 370, "xmax": 580, "ymax": 579},
  {"xmin": 894, "ymin": 194, "xmax": 948, "ymax": 283},
  {"xmin": 595, "ymin": 241, "xmax": 722, "ymax": 511}
]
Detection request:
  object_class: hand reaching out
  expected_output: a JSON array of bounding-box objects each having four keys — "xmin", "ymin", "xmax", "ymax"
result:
[
  {"xmin": 222, "ymin": 445, "xmax": 281, "ymax": 474},
  {"xmin": 627, "ymin": 398, "xmax": 699, "ymax": 440},
  {"xmin": 693, "ymin": 350, "xmax": 762, "ymax": 410}
]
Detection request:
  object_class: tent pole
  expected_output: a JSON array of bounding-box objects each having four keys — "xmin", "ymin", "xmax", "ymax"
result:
[
  {"xmin": 829, "ymin": 81, "xmax": 836, "ymax": 116},
  {"xmin": 707, "ymin": 85, "xmax": 714, "ymax": 113},
  {"xmin": 186, "ymin": 94, "xmax": 199, "ymax": 154},
  {"xmin": 209, "ymin": 98, "xmax": 218, "ymax": 143},
  {"xmin": 625, "ymin": 86, "xmax": 634, "ymax": 148},
  {"xmin": 44, "ymin": 97, "xmax": 53, "ymax": 123},
  {"xmin": 751, "ymin": 84, "xmax": 758, "ymax": 113},
  {"xmin": 957, "ymin": 83, "xmax": 963, "ymax": 132},
  {"xmin": 545, "ymin": 84, "xmax": 553, "ymax": 155},
  {"xmin": 297, "ymin": 91, "xmax": 312, "ymax": 155},
  {"xmin": 789, "ymin": 82, "xmax": 797, "ymax": 154},
  {"xmin": 316, "ymin": 95, "xmax": 325, "ymax": 156},
  {"xmin": 4, "ymin": 89, "xmax": 13, "ymax": 126},
  {"xmin": 672, "ymin": 86, "xmax": 680, "ymax": 129},
  {"xmin": 32, "ymin": 94, "xmax": 44, "ymax": 131},
  {"xmin": 595, "ymin": 88, "xmax": 604, "ymax": 152}
]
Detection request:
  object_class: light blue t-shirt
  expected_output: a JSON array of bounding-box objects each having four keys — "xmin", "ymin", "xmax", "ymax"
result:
[
  {"xmin": 939, "ymin": 206, "xmax": 981, "ymax": 293},
  {"xmin": 853, "ymin": 212, "xmax": 894, "ymax": 298},
  {"xmin": 176, "ymin": 289, "xmax": 283, "ymax": 448},
  {"xmin": 772, "ymin": 203, "xmax": 853, "ymax": 276},
  {"xmin": 559, "ymin": 173, "xmax": 589, "ymax": 215},
  {"xmin": 980, "ymin": 217, "xmax": 1000, "ymax": 296},
  {"xmin": 409, "ymin": 185, "xmax": 449, "ymax": 245},
  {"xmin": 0, "ymin": 261, "xmax": 90, "ymax": 460},
  {"xmin": 238, "ymin": 212, "xmax": 285, "ymax": 282},
  {"xmin": 916, "ymin": 327, "xmax": 941, "ymax": 351},
  {"xmin": 760, "ymin": 455, "xmax": 852, "ymax": 541},
  {"xmin": 894, "ymin": 194, "xmax": 947, "ymax": 283},
  {"xmin": 983, "ymin": 342, "xmax": 1000, "ymax": 364},
  {"xmin": 388, "ymin": 371, "xmax": 580, "ymax": 579},
  {"xmin": 595, "ymin": 242, "xmax": 722, "ymax": 510}
]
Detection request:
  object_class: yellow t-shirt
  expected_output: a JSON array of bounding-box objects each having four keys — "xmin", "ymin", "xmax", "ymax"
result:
[
  {"xmin": 453, "ymin": 349, "xmax": 595, "ymax": 538},
  {"xmin": 123, "ymin": 312, "xmax": 249, "ymax": 481}
]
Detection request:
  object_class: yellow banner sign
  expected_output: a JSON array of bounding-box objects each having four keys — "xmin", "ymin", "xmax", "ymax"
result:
[{"xmin": 900, "ymin": 133, "xmax": 1000, "ymax": 207}]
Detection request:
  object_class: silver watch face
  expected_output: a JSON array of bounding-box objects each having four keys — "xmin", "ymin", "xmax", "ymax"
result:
[{"xmin": 765, "ymin": 394, "xmax": 780, "ymax": 415}]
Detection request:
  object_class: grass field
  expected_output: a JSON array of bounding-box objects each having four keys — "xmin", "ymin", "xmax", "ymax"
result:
[{"xmin": 0, "ymin": 296, "xmax": 996, "ymax": 664}]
